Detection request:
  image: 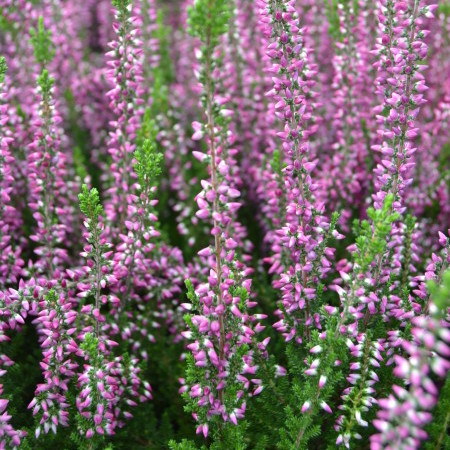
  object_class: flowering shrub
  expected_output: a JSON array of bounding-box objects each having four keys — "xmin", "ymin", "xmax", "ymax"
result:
[{"xmin": 0, "ymin": 0, "xmax": 448, "ymax": 449}]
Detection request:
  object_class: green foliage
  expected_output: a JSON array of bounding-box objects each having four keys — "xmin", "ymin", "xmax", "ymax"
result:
[
  {"xmin": 0, "ymin": 322, "xmax": 42, "ymax": 431},
  {"xmin": 169, "ymin": 439, "xmax": 203, "ymax": 450},
  {"xmin": 36, "ymin": 69, "xmax": 55, "ymax": 97},
  {"xmin": 78, "ymin": 184, "xmax": 104, "ymax": 228},
  {"xmin": 0, "ymin": 13, "xmax": 10, "ymax": 34},
  {"xmin": 150, "ymin": 69, "xmax": 169, "ymax": 117},
  {"xmin": 439, "ymin": 142, "xmax": 450, "ymax": 178},
  {"xmin": 136, "ymin": 108, "xmax": 155, "ymax": 145},
  {"xmin": 353, "ymin": 194, "xmax": 399, "ymax": 273},
  {"xmin": 147, "ymin": 8, "xmax": 173, "ymax": 114},
  {"xmin": 155, "ymin": 9, "xmax": 174, "ymax": 84},
  {"xmin": 104, "ymin": 321, "xmax": 196, "ymax": 449},
  {"xmin": 112, "ymin": 0, "xmax": 132, "ymax": 11},
  {"xmin": 270, "ymin": 149, "xmax": 283, "ymax": 176},
  {"xmin": 80, "ymin": 331, "xmax": 98, "ymax": 357},
  {"xmin": 63, "ymin": 88, "xmax": 94, "ymax": 185},
  {"xmin": 187, "ymin": 0, "xmax": 231, "ymax": 45},
  {"xmin": 210, "ymin": 422, "xmax": 247, "ymax": 450},
  {"xmin": 0, "ymin": 56, "xmax": 6, "ymax": 83},
  {"xmin": 245, "ymin": 355, "xmax": 290, "ymax": 448},
  {"xmin": 278, "ymin": 330, "xmax": 347, "ymax": 450},
  {"xmin": 134, "ymin": 124, "xmax": 163, "ymax": 191},
  {"xmin": 274, "ymin": 196, "xmax": 400, "ymax": 450},
  {"xmin": 427, "ymin": 269, "xmax": 450, "ymax": 316},
  {"xmin": 323, "ymin": 0, "xmax": 341, "ymax": 40},
  {"xmin": 424, "ymin": 376, "xmax": 450, "ymax": 450},
  {"xmin": 438, "ymin": 2, "xmax": 450, "ymax": 16},
  {"xmin": 30, "ymin": 17, "xmax": 54, "ymax": 66},
  {"xmin": 169, "ymin": 424, "xmax": 248, "ymax": 450},
  {"xmin": 185, "ymin": 278, "xmax": 200, "ymax": 310},
  {"xmin": 73, "ymin": 146, "xmax": 88, "ymax": 180},
  {"xmin": 43, "ymin": 288, "xmax": 58, "ymax": 305}
]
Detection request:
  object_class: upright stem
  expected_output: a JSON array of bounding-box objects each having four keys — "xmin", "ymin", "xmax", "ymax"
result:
[
  {"xmin": 205, "ymin": 32, "xmax": 226, "ymax": 373},
  {"xmin": 88, "ymin": 200, "xmax": 102, "ymax": 338},
  {"xmin": 272, "ymin": 6, "xmax": 312, "ymax": 339},
  {"xmin": 41, "ymin": 82, "xmax": 56, "ymax": 278},
  {"xmin": 121, "ymin": 189, "xmax": 151, "ymax": 309},
  {"xmin": 116, "ymin": 8, "xmax": 133, "ymax": 234},
  {"xmin": 433, "ymin": 411, "xmax": 450, "ymax": 450}
]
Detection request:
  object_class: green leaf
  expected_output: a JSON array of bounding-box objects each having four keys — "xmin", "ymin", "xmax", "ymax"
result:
[
  {"xmin": 30, "ymin": 17, "xmax": 54, "ymax": 66},
  {"xmin": 187, "ymin": 0, "xmax": 231, "ymax": 45},
  {"xmin": 78, "ymin": 184, "xmax": 104, "ymax": 226},
  {"xmin": 0, "ymin": 56, "xmax": 6, "ymax": 83},
  {"xmin": 134, "ymin": 121, "xmax": 163, "ymax": 190}
]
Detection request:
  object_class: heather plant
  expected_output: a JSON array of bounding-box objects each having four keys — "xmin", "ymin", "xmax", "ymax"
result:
[{"xmin": 0, "ymin": 0, "xmax": 448, "ymax": 449}]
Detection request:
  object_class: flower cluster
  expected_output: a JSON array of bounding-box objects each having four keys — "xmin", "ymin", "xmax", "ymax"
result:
[
  {"xmin": 371, "ymin": 270, "xmax": 450, "ymax": 450},
  {"xmin": 30, "ymin": 290, "xmax": 79, "ymax": 437},
  {"xmin": 335, "ymin": 335, "xmax": 384, "ymax": 447},
  {"xmin": 372, "ymin": 0, "xmax": 436, "ymax": 213},
  {"xmin": 260, "ymin": 0, "xmax": 337, "ymax": 344},
  {"xmin": 76, "ymin": 333, "xmax": 151, "ymax": 441},
  {"xmin": 322, "ymin": 0, "xmax": 373, "ymax": 224},
  {"xmin": 28, "ymin": 17, "xmax": 74, "ymax": 277},
  {"xmin": 0, "ymin": 57, "xmax": 24, "ymax": 287},
  {"xmin": 104, "ymin": 0, "xmax": 145, "ymax": 230},
  {"xmin": 180, "ymin": 0, "xmax": 267, "ymax": 436},
  {"xmin": 0, "ymin": 0, "xmax": 448, "ymax": 449}
]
